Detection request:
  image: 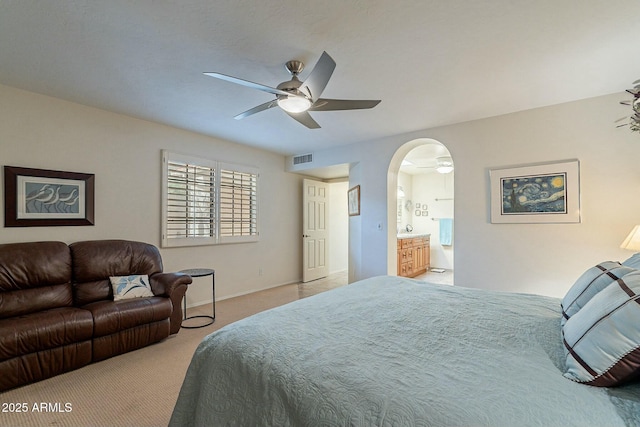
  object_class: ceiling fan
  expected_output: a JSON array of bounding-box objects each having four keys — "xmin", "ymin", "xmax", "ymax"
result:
[
  {"xmin": 414, "ymin": 157, "xmax": 454, "ymax": 174},
  {"xmin": 203, "ymin": 51, "xmax": 381, "ymax": 129}
]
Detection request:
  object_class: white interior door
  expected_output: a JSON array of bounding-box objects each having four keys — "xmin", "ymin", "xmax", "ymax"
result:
[{"xmin": 302, "ymin": 179, "xmax": 329, "ymax": 282}]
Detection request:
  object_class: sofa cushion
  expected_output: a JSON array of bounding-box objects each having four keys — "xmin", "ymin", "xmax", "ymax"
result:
[
  {"xmin": 70, "ymin": 240, "xmax": 163, "ymax": 283},
  {"xmin": 73, "ymin": 279, "xmax": 112, "ymax": 306},
  {"xmin": 0, "ymin": 284, "xmax": 73, "ymax": 319},
  {"xmin": 83, "ymin": 297, "xmax": 172, "ymax": 338},
  {"xmin": 0, "ymin": 307, "xmax": 94, "ymax": 361},
  {"xmin": 0, "ymin": 241, "xmax": 73, "ymax": 318},
  {"xmin": 0, "ymin": 241, "xmax": 71, "ymax": 291},
  {"xmin": 70, "ymin": 240, "xmax": 163, "ymax": 306},
  {"xmin": 92, "ymin": 320, "xmax": 170, "ymax": 362},
  {"xmin": 0, "ymin": 341, "xmax": 92, "ymax": 392}
]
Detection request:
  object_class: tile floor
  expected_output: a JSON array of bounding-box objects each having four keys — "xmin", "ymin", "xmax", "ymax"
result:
[
  {"xmin": 414, "ymin": 268, "xmax": 454, "ymax": 285},
  {"xmin": 297, "ymin": 270, "xmax": 349, "ymax": 298},
  {"xmin": 298, "ymin": 268, "xmax": 454, "ymax": 297}
]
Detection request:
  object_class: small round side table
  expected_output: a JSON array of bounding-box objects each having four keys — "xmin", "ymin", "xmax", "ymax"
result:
[{"xmin": 179, "ymin": 268, "xmax": 215, "ymax": 329}]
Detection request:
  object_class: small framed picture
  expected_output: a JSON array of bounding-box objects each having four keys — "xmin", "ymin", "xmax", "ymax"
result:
[
  {"xmin": 422, "ymin": 210, "xmax": 428, "ymax": 216},
  {"xmin": 415, "ymin": 203, "xmax": 421, "ymax": 209},
  {"xmin": 348, "ymin": 185, "xmax": 360, "ymax": 216},
  {"xmin": 415, "ymin": 210, "xmax": 421, "ymax": 216}
]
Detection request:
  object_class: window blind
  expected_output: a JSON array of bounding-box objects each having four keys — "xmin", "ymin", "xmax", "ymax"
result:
[
  {"xmin": 161, "ymin": 150, "xmax": 259, "ymax": 247},
  {"xmin": 219, "ymin": 169, "xmax": 258, "ymax": 237},
  {"xmin": 166, "ymin": 161, "xmax": 216, "ymax": 239}
]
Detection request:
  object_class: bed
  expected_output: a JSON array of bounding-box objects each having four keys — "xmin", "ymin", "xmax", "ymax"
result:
[{"xmin": 169, "ymin": 275, "xmax": 640, "ymax": 426}]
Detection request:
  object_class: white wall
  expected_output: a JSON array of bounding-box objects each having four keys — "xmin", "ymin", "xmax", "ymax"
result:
[
  {"xmin": 0, "ymin": 84, "xmax": 304, "ymax": 305},
  {"xmin": 7, "ymin": 83, "xmax": 637, "ymax": 302},
  {"xmin": 411, "ymin": 172, "xmax": 454, "ymax": 270},
  {"xmin": 289, "ymin": 92, "xmax": 640, "ymax": 298}
]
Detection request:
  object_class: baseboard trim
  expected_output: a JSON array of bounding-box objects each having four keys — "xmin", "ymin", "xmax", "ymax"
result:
[{"xmin": 185, "ymin": 280, "xmax": 300, "ymax": 309}]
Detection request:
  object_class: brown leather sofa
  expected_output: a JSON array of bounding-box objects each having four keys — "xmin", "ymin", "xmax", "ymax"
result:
[{"xmin": 0, "ymin": 239, "xmax": 192, "ymax": 392}]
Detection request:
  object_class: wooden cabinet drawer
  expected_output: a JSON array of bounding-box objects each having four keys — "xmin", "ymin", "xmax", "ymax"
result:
[
  {"xmin": 400, "ymin": 238, "xmax": 414, "ymax": 248},
  {"xmin": 397, "ymin": 236, "xmax": 430, "ymax": 278}
]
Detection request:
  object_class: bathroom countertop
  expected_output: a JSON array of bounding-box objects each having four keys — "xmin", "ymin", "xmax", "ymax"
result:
[{"xmin": 397, "ymin": 233, "xmax": 430, "ymax": 239}]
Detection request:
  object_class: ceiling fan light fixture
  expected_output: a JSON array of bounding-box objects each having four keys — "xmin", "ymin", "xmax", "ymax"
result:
[
  {"xmin": 436, "ymin": 156, "xmax": 454, "ymax": 174},
  {"xmin": 277, "ymin": 96, "xmax": 312, "ymax": 113}
]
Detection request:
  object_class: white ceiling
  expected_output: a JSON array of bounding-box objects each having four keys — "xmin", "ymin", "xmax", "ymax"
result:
[
  {"xmin": 1, "ymin": 1, "xmax": 639, "ymax": 156},
  {"xmin": 401, "ymin": 142, "xmax": 453, "ymax": 175}
]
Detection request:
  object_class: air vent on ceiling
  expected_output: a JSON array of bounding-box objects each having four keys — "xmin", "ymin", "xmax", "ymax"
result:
[{"xmin": 293, "ymin": 153, "xmax": 313, "ymax": 165}]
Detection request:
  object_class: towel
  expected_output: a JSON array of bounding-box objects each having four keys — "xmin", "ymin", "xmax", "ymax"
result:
[{"xmin": 439, "ymin": 218, "xmax": 453, "ymax": 246}]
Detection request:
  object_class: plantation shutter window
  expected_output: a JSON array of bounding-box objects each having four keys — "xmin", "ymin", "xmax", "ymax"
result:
[
  {"xmin": 166, "ymin": 161, "xmax": 215, "ymax": 239},
  {"xmin": 162, "ymin": 151, "xmax": 259, "ymax": 247},
  {"xmin": 219, "ymin": 167, "xmax": 258, "ymax": 241}
]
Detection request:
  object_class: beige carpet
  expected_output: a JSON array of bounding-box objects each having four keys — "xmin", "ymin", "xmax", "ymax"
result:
[{"xmin": 0, "ymin": 282, "xmax": 310, "ymax": 427}]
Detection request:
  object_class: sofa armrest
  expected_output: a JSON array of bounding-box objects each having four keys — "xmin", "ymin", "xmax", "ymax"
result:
[
  {"xmin": 150, "ymin": 272, "xmax": 191, "ymax": 297},
  {"xmin": 150, "ymin": 272, "xmax": 192, "ymax": 334}
]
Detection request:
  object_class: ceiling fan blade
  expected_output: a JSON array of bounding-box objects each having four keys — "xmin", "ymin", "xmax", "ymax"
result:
[
  {"xmin": 203, "ymin": 72, "xmax": 292, "ymax": 97},
  {"xmin": 309, "ymin": 98, "xmax": 381, "ymax": 111},
  {"xmin": 234, "ymin": 100, "xmax": 278, "ymax": 120},
  {"xmin": 298, "ymin": 51, "xmax": 336, "ymax": 102},
  {"xmin": 285, "ymin": 111, "xmax": 321, "ymax": 129}
]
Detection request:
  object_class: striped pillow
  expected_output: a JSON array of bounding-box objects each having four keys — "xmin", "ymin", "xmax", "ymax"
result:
[
  {"xmin": 560, "ymin": 261, "xmax": 635, "ymax": 326},
  {"xmin": 562, "ymin": 270, "xmax": 640, "ymax": 387},
  {"xmin": 623, "ymin": 253, "xmax": 640, "ymax": 269}
]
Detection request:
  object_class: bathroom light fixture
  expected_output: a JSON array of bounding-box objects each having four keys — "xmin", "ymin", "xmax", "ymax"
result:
[
  {"xmin": 277, "ymin": 95, "xmax": 312, "ymax": 113},
  {"xmin": 621, "ymin": 225, "xmax": 640, "ymax": 251},
  {"xmin": 436, "ymin": 156, "xmax": 454, "ymax": 174}
]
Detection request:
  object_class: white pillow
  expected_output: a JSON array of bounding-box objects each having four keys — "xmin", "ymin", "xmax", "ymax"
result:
[
  {"xmin": 110, "ymin": 274, "xmax": 154, "ymax": 301},
  {"xmin": 560, "ymin": 261, "xmax": 635, "ymax": 326},
  {"xmin": 562, "ymin": 270, "xmax": 640, "ymax": 387}
]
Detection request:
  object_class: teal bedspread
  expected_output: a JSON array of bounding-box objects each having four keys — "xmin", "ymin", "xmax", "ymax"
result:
[{"xmin": 170, "ymin": 276, "xmax": 640, "ymax": 426}]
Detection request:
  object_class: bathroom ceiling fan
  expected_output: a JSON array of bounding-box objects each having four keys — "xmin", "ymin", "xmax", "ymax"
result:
[
  {"xmin": 416, "ymin": 157, "xmax": 454, "ymax": 174},
  {"xmin": 203, "ymin": 51, "xmax": 381, "ymax": 129}
]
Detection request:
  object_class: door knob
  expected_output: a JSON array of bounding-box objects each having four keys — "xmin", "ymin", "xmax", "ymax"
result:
[{"xmin": 303, "ymin": 234, "xmax": 311, "ymax": 238}]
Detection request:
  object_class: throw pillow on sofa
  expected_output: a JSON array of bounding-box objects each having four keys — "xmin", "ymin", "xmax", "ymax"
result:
[{"xmin": 110, "ymin": 274, "xmax": 154, "ymax": 301}]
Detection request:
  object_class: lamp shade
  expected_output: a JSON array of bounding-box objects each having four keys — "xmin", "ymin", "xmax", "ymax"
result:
[{"xmin": 621, "ymin": 225, "xmax": 640, "ymax": 251}]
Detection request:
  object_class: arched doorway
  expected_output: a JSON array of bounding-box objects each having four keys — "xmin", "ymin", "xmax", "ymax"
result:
[{"xmin": 387, "ymin": 138, "xmax": 454, "ymax": 283}]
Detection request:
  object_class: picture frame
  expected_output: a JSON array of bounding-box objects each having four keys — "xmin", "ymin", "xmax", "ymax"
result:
[
  {"xmin": 415, "ymin": 210, "xmax": 421, "ymax": 216},
  {"xmin": 348, "ymin": 185, "xmax": 360, "ymax": 216},
  {"xmin": 4, "ymin": 166, "xmax": 95, "ymax": 227},
  {"xmin": 489, "ymin": 160, "xmax": 580, "ymax": 224}
]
